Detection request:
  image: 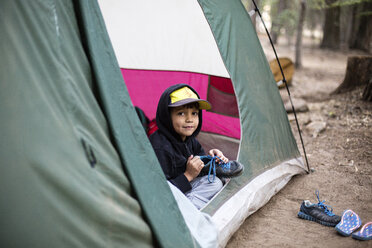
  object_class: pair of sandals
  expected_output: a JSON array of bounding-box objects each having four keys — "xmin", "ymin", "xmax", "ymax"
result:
[{"xmin": 335, "ymin": 209, "xmax": 371, "ymax": 241}]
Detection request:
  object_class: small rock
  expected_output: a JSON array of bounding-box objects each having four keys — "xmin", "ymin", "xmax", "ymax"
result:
[
  {"xmin": 338, "ymin": 160, "xmax": 354, "ymax": 167},
  {"xmin": 303, "ymin": 115, "xmax": 312, "ymax": 125},
  {"xmin": 309, "ymin": 113, "xmax": 324, "ymax": 122},
  {"xmin": 284, "ymin": 98, "xmax": 309, "ymax": 113},
  {"xmin": 308, "ymin": 102, "xmax": 324, "ymax": 112},
  {"xmin": 305, "ymin": 121, "xmax": 327, "ymax": 137}
]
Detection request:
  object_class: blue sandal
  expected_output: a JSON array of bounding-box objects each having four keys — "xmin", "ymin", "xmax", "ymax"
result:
[
  {"xmin": 352, "ymin": 222, "xmax": 372, "ymax": 241},
  {"xmin": 335, "ymin": 209, "xmax": 362, "ymax": 236}
]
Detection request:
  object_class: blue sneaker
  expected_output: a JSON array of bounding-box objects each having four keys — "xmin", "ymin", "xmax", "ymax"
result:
[
  {"xmin": 199, "ymin": 155, "xmax": 244, "ymax": 183},
  {"xmin": 298, "ymin": 190, "xmax": 341, "ymax": 227},
  {"xmin": 335, "ymin": 209, "xmax": 362, "ymax": 236}
]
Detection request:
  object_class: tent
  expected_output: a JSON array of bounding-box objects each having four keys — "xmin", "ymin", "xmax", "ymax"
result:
[
  {"xmin": 0, "ymin": 0, "xmax": 306, "ymax": 247},
  {"xmin": 99, "ymin": 0, "xmax": 307, "ymax": 245}
]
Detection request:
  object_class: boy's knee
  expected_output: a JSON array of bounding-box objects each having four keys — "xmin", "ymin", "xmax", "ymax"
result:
[
  {"xmin": 197, "ymin": 175, "xmax": 223, "ymax": 193},
  {"xmin": 209, "ymin": 177, "xmax": 223, "ymax": 191}
]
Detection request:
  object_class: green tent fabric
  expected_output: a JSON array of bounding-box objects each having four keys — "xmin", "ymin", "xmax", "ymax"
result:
[
  {"xmin": 0, "ymin": 0, "xmax": 196, "ymax": 247},
  {"xmin": 198, "ymin": 0, "xmax": 300, "ymax": 214}
]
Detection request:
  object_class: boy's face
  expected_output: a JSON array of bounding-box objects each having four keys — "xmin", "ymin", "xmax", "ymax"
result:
[{"xmin": 170, "ymin": 105, "xmax": 199, "ymax": 141}]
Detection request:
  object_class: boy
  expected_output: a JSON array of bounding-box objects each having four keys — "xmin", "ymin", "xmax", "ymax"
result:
[{"xmin": 150, "ymin": 84, "xmax": 243, "ymax": 209}]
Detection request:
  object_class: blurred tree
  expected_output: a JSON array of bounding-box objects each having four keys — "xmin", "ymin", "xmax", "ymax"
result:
[
  {"xmin": 295, "ymin": 0, "xmax": 307, "ymax": 68},
  {"xmin": 267, "ymin": 0, "xmax": 299, "ymax": 45},
  {"xmin": 348, "ymin": 0, "xmax": 372, "ymax": 52},
  {"xmin": 305, "ymin": 1, "xmax": 325, "ymax": 42},
  {"xmin": 281, "ymin": 8, "xmax": 298, "ymax": 45},
  {"xmin": 320, "ymin": 0, "xmax": 372, "ymax": 52},
  {"xmin": 270, "ymin": 0, "xmax": 288, "ymax": 44},
  {"xmin": 320, "ymin": 0, "xmax": 341, "ymax": 49}
]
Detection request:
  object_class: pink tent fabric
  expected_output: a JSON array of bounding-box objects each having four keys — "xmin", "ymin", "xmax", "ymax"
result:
[{"xmin": 122, "ymin": 69, "xmax": 241, "ymax": 139}]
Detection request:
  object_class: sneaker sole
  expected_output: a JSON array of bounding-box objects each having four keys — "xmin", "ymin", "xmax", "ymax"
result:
[
  {"xmin": 220, "ymin": 167, "xmax": 244, "ymax": 178},
  {"xmin": 216, "ymin": 165, "xmax": 244, "ymax": 178},
  {"xmin": 229, "ymin": 166, "xmax": 244, "ymax": 177},
  {"xmin": 298, "ymin": 211, "xmax": 338, "ymax": 227}
]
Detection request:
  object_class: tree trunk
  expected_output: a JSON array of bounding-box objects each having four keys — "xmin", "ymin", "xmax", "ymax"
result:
[
  {"xmin": 295, "ymin": 0, "xmax": 306, "ymax": 69},
  {"xmin": 320, "ymin": 0, "xmax": 340, "ymax": 50},
  {"xmin": 348, "ymin": 3, "xmax": 361, "ymax": 50},
  {"xmin": 362, "ymin": 78, "xmax": 372, "ymax": 102},
  {"xmin": 349, "ymin": 2, "xmax": 372, "ymax": 53},
  {"xmin": 339, "ymin": 4, "xmax": 354, "ymax": 51},
  {"xmin": 332, "ymin": 55, "xmax": 372, "ymax": 94},
  {"xmin": 270, "ymin": 0, "xmax": 287, "ymax": 44}
]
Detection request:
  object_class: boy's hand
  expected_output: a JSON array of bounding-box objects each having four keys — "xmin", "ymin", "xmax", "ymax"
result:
[
  {"xmin": 208, "ymin": 149, "xmax": 229, "ymax": 163},
  {"xmin": 184, "ymin": 155, "xmax": 204, "ymax": 182}
]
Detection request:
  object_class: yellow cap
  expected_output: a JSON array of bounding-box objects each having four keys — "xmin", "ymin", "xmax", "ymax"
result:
[{"xmin": 168, "ymin": 86, "xmax": 211, "ymax": 110}]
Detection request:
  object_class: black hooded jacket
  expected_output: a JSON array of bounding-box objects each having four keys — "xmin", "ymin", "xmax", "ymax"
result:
[{"xmin": 149, "ymin": 84, "xmax": 206, "ymax": 193}]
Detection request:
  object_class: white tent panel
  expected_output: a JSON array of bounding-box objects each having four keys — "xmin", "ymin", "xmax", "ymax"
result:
[
  {"xmin": 211, "ymin": 157, "xmax": 306, "ymax": 247},
  {"xmin": 98, "ymin": 0, "xmax": 230, "ymax": 78}
]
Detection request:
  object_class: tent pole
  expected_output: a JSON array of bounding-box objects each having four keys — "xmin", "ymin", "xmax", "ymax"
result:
[{"xmin": 251, "ymin": 0, "xmax": 310, "ymax": 173}]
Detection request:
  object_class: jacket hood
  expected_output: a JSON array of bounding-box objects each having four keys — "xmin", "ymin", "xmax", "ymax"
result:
[{"xmin": 156, "ymin": 84, "xmax": 203, "ymax": 143}]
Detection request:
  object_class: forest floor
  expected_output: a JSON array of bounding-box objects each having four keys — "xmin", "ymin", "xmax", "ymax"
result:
[{"xmin": 226, "ymin": 36, "xmax": 372, "ymax": 248}]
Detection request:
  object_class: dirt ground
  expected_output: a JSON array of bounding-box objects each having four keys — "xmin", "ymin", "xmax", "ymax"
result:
[{"xmin": 226, "ymin": 37, "xmax": 372, "ymax": 248}]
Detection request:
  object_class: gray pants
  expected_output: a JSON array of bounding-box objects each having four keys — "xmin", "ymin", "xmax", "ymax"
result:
[{"xmin": 185, "ymin": 175, "xmax": 223, "ymax": 210}]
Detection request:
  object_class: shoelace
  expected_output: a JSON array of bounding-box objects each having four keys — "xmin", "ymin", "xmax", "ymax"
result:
[
  {"xmin": 199, "ymin": 155, "xmax": 231, "ymax": 183},
  {"xmin": 315, "ymin": 190, "xmax": 335, "ymax": 216}
]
